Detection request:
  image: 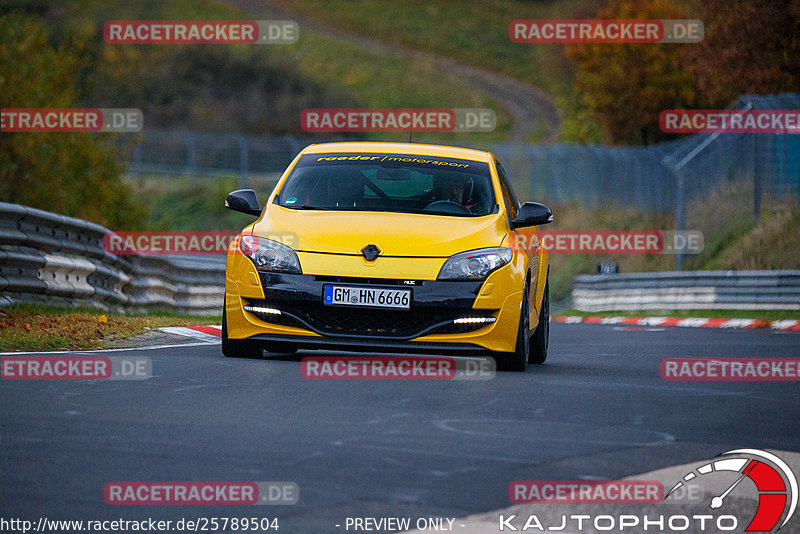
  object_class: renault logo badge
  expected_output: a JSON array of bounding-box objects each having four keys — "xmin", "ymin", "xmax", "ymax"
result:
[{"xmin": 361, "ymin": 244, "xmax": 381, "ymax": 261}]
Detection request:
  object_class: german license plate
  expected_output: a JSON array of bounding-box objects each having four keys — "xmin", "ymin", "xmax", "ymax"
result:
[{"xmin": 323, "ymin": 285, "xmax": 411, "ymax": 309}]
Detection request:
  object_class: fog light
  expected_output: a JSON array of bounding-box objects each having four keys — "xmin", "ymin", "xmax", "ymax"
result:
[
  {"xmin": 453, "ymin": 317, "xmax": 496, "ymax": 324},
  {"xmin": 243, "ymin": 305, "xmax": 281, "ymax": 315}
]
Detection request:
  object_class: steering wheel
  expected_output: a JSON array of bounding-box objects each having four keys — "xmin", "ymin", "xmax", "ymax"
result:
[{"xmin": 423, "ymin": 200, "xmax": 471, "ymax": 214}]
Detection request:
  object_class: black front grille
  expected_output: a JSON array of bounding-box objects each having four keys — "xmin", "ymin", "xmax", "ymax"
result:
[
  {"xmin": 313, "ymin": 275, "xmax": 422, "ymax": 287},
  {"xmin": 297, "ymin": 304, "xmax": 444, "ymax": 337},
  {"xmin": 245, "ymin": 299, "xmax": 495, "ymax": 339}
]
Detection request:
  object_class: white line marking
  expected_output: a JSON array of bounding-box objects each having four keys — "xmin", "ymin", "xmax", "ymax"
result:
[{"xmin": 160, "ymin": 327, "xmax": 220, "ymax": 342}]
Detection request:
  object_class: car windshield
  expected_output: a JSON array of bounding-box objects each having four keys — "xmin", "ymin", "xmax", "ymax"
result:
[{"xmin": 276, "ymin": 152, "xmax": 496, "ymax": 217}]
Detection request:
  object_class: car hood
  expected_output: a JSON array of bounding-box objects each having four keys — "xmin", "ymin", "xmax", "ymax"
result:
[{"xmin": 252, "ymin": 205, "xmax": 506, "ymax": 257}]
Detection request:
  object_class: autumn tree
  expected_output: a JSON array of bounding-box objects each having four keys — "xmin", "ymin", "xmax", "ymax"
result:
[
  {"xmin": 565, "ymin": 0, "xmax": 705, "ymax": 145},
  {"xmin": 0, "ymin": 12, "xmax": 144, "ymax": 229},
  {"xmin": 683, "ymin": 0, "xmax": 800, "ymax": 107}
]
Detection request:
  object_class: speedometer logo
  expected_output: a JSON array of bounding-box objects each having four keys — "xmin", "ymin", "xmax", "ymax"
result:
[{"xmin": 666, "ymin": 449, "xmax": 798, "ymax": 531}]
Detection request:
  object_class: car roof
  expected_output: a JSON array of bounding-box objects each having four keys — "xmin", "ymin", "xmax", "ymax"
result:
[{"xmin": 300, "ymin": 141, "xmax": 494, "ymax": 163}]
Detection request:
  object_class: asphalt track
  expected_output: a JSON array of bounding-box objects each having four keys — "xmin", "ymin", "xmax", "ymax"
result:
[{"xmin": 1, "ymin": 323, "xmax": 798, "ymax": 533}]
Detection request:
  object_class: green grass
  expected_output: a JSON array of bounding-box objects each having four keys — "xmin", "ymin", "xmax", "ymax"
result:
[
  {"xmin": 544, "ymin": 197, "xmax": 800, "ymax": 304},
  {"xmin": 270, "ymin": 0, "xmax": 592, "ymax": 99},
  {"xmin": 279, "ymin": 29, "xmax": 514, "ymax": 143},
  {"xmin": 689, "ymin": 203, "xmax": 800, "ymax": 271},
  {"xmin": 270, "ymin": 0, "xmax": 606, "ymax": 143},
  {"xmin": 46, "ymin": 0, "xmax": 513, "ymax": 144},
  {"xmin": 125, "ymin": 174, "xmax": 264, "ymax": 231},
  {"xmin": 0, "ymin": 303, "xmax": 219, "ymax": 352},
  {"xmin": 544, "ymin": 202, "xmax": 676, "ymax": 301}
]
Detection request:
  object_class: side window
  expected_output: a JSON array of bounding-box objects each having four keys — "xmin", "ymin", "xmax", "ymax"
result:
[{"xmin": 495, "ymin": 159, "xmax": 519, "ymax": 222}]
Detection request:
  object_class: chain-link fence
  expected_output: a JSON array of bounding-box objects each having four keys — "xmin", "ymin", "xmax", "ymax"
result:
[
  {"xmin": 123, "ymin": 94, "xmax": 800, "ymax": 269},
  {"xmin": 489, "ymin": 143, "xmax": 678, "ymax": 212},
  {"xmin": 124, "ymin": 129, "xmax": 310, "ymax": 188}
]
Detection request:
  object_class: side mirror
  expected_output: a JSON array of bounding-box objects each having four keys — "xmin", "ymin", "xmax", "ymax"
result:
[
  {"xmin": 512, "ymin": 202, "xmax": 553, "ymax": 228},
  {"xmin": 225, "ymin": 189, "xmax": 261, "ymax": 216}
]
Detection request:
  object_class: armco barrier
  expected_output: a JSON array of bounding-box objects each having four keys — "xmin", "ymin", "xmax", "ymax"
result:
[
  {"xmin": 4, "ymin": 203, "xmax": 798, "ymax": 315},
  {"xmin": 572, "ymin": 270, "xmax": 800, "ymax": 311},
  {"xmin": 0, "ymin": 202, "xmax": 224, "ymax": 315}
]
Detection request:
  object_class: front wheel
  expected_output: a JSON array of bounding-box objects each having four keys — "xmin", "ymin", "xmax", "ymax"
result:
[
  {"xmin": 529, "ymin": 275, "xmax": 549, "ymax": 364},
  {"xmin": 494, "ymin": 283, "xmax": 530, "ymax": 372},
  {"xmin": 221, "ymin": 301, "xmax": 263, "ymax": 359}
]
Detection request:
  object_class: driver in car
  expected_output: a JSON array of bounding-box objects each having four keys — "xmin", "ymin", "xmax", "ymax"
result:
[{"xmin": 429, "ymin": 173, "xmax": 476, "ymax": 212}]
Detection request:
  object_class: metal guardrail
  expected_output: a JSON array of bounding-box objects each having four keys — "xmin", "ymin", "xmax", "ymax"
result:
[
  {"xmin": 0, "ymin": 202, "xmax": 224, "ymax": 315},
  {"xmin": 3, "ymin": 202, "xmax": 798, "ymax": 315},
  {"xmin": 572, "ymin": 270, "xmax": 800, "ymax": 311}
]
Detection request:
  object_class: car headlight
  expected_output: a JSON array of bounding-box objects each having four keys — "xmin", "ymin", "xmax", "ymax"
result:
[
  {"xmin": 240, "ymin": 235, "xmax": 302, "ymax": 274},
  {"xmin": 437, "ymin": 247, "xmax": 512, "ymax": 280}
]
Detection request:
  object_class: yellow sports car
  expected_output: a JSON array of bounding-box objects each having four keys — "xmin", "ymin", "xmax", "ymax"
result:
[{"xmin": 222, "ymin": 142, "xmax": 552, "ymax": 371}]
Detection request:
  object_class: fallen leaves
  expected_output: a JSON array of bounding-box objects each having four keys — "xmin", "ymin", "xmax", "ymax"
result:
[{"xmin": 0, "ymin": 305, "xmax": 218, "ymax": 351}]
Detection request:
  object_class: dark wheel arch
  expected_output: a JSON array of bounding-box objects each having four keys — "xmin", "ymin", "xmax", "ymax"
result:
[
  {"xmin": 221, "ymin": 299, "xmax": 263, "ymax": 359},
  {"xmin": 529, "ymin": 271, "xmax": 549, "ymax": 364}
]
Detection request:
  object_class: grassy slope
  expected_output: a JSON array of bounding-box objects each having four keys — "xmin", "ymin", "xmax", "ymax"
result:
[
  {"xmin": 269, "ymin": 0, "xmax": 592, "ymax": 99},
  {"xmin": 690, "ymin": 204, "xmax": 800, "ymax": 271},
  {"xmin": 269, "ymin": 0, "xmax": 605, "ymax": 144},
  {"xmin": 0, "ymin": 304, "xmax": 218, "ymax": 352},
  {"xmin": 52, "ymin": 0, "xmax": 512, "ymax": 144},
  {"xmin": 128, "ymin": 175, "xmax": 261, "ymax": 231},
  {"xmin": 548, "ymin": 200, "xmax": 800, "ymax": 302}
]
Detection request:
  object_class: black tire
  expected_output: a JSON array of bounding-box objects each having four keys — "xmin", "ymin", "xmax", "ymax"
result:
[
  {"xmin": 495, "ymin": 282, "xmax": 530, "ymax": 372},
  {"xmin": 529, "ymin": 275, "xmax": 549, "ymax": 364},
  {"xmin": 221, "ymin": 301, "xmax": 263, "ymax": 359}
]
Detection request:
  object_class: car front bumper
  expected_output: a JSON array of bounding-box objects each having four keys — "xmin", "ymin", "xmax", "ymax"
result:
[{"xmin": 225, "ymin": 267, "xmax": 524, "ymax": 354}]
